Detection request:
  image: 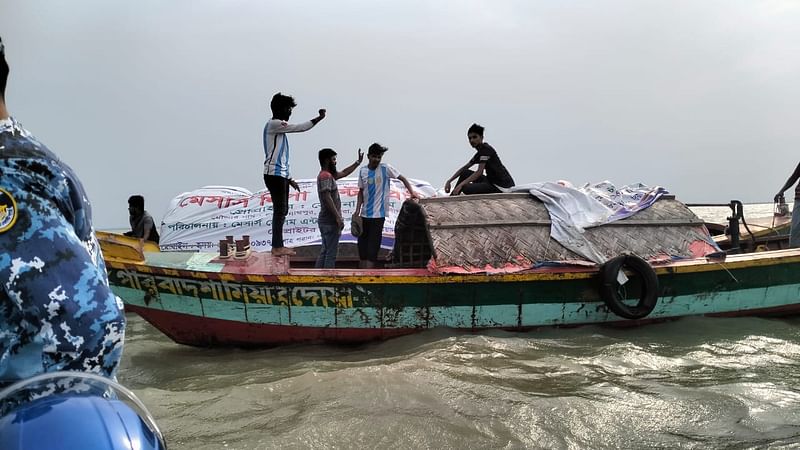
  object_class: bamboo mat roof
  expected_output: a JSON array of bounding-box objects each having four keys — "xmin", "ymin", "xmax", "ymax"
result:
[{"xmin": 393, "ymin": 193, "xmax": 715, "ymax": 271}]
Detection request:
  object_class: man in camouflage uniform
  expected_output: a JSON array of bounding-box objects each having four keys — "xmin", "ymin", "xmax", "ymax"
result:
[{"xmin": 0, "ymin": 36, "xmax": 125, "ymax": 394}]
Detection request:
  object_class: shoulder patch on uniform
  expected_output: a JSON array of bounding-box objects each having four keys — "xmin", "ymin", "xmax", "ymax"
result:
[{"xmin": 0, "ymin": 188, "xmax": 18, "ymax": 233}]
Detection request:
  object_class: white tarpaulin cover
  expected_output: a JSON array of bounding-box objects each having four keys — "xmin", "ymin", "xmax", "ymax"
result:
[
  {"xmin": 159, "ymin": 178, "xmax": 436, "ymax": 252},
  {"xmin": 511, "ymin": 181, "xmax": 669, "ymax": 263}
]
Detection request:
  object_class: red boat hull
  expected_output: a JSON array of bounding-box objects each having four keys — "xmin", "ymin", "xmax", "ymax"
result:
[{"xmin": 126, "ymin": 304, "xmax": 420, "ymax": 347}]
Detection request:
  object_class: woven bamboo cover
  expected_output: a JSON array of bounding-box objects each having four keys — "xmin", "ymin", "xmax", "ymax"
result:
[{"xmin": 417, "ymin": 193, "xmax": 713, "ymax": 269}]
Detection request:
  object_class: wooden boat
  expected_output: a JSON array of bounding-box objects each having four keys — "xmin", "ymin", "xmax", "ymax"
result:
[{"xmin": 100, "ymin": 194, "xmax": 800, "ymax": 347}]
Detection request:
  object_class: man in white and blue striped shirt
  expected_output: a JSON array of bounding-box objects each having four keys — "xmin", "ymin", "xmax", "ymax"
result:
[
  {"xmin": 355, "ymin": 143, "xmax": 419, "ymax": 268},
  {"xmin": 262, "ymin": 92, "xmax": 326, "ymax": 256}
]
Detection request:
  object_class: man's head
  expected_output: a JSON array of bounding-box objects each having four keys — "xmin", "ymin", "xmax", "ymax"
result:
[
  {"xmin": 367, "ymin": 143, "xmax": 388, "ymax": 168},
  {"xmin": 318, "ymin": 148, "xmax": 337, "ymax": 171},
  {"xmin": 127, "ymin": 195, "xmax": 145, "ymax": 216},
  {"xmin": 467, "ymin": 123, "xmax": 484, "ymax": 148},
  {"xmin": 270, "ymin": 92, "xmax": 296, "ymax": 121},
  {"xmin": 0, "ymin": 37, "xmax": 9, "ymax": 102},
  {"xmin": 367, "ymin": 143, "xmax": 388, "ymax": 157}
]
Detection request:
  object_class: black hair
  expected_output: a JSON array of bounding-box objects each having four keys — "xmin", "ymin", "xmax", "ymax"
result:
[
  {"xmin": 368, "ymin": 143, "xmax": 388, "ymax": 156},
  {"xmin": 270, "ymin": 92, "xmax": 296, "ymax": 117},
  {"xmin": 128, "ymin": 195, "xmax": 145, "ymax": 209},
  {"xmin": 467, "ymin": 123, "xmax": 484, "ymax": 137},
  {"xmin": 0, "ymin": 37, "xmax": 8, "ymax": 100},
  {"xmin": 318, "ymin": 148, "xmax": 337, "ymax": 166}
]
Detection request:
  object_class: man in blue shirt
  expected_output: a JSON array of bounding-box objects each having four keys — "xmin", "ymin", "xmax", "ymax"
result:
[
  {"xmin": 355, "ymin": 143, "xmax": 419, "ymax": 268},
  {"xmin": 263, "ymin": 92, "xmax": 326, "ymax": 256},
  {"xmin": 0, "ymin": 36, "xmax": 125, "ymax": 395}
]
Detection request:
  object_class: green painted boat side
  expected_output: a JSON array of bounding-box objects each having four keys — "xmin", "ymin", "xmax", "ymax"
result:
[{"xmin": 108, "ymin": 250, "xmax": 800, "ymax": 345}]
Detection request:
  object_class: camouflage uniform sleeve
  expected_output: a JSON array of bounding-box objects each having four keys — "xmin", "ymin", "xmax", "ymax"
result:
[{"xmin": 0, "ymin": 156, "xmax": 125, "ymax": 386}]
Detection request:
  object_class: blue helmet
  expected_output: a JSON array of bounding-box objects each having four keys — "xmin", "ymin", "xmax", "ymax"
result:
[{"xmin": 0, "ymin": 372, "xmax": 166, "ymax": 450}]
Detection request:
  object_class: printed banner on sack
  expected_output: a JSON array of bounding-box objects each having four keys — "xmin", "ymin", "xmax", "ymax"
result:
[{"xmin": 159, "ymin": 178, "xmax": 436, "ymax": 252}]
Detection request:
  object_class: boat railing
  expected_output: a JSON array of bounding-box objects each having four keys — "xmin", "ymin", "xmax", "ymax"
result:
[{"xmin": 686, "ymin": 200, "xmax": 756, "ymax": 253}]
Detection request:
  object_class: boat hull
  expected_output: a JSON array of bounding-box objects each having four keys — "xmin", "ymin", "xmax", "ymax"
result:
[{"xmin": 108, "ymin": 250, "xmax": 800, "ymax": 347}]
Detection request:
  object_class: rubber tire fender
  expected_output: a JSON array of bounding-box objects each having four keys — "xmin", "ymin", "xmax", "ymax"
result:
[{"xmin": 599, "ymin": 254, "xmax": 659, "ymax": 320}]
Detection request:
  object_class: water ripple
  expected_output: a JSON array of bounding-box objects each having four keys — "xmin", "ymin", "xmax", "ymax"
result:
[{"xmin": 119, "ymin": 315, "xmax": 800, "ymax": 449}]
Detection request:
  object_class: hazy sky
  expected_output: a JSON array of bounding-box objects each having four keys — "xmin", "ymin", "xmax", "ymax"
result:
[{"xmin": 2, "ymin": 0, "xmax": 799, "ymax": 228}]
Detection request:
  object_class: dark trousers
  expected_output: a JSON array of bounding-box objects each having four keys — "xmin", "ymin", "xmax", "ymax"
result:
[
  {"xmin": 791, "ymin": 200, "xmax": 800, "ymax": 248},
  {"xmin": 358, "ymin": 217, "xmax": 385, "ymax": 262},
  {"xmin": 264, "ymin": 175, "xmax": 289, "ymax": 249},
  {"xmin": 457, "ymin": 169, "xmax": 502, "ymax": 195}
]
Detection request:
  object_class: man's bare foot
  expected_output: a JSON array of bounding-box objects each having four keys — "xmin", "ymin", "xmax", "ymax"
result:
[{"xmin": 271, "ymin": 247, "xmax": 296, "ymax": 256}]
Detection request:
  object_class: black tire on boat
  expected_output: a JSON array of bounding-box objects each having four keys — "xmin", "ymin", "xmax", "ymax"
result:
[{"xmin": 599, "ymin": 254, "xmax": 659, "ymax": 320}]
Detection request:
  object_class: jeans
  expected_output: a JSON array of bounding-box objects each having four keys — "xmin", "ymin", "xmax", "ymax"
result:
[
  {"xmin": 791, "ymin": 200, "xmax": 800, "ymax": 248},
  {"xmin": 264, "ymin": 175, "xmax": 289, "ymax": 249},
  {"xmin": 316, "ymin": 221, "xmax": 342, "ymax": 268}
]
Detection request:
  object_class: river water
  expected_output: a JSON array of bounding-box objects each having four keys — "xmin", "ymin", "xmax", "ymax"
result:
[{"xmin": 117, "ymin": 203, "xmax": 800, "ymax": 449}]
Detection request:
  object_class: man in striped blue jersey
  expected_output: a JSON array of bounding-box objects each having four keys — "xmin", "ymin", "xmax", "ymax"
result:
[
  {"xmin": 263, "ymin": 92, "xmax": 326, "ymax": 256},
  {"xmin": 354, "ymin": 143, "xmax": 419, "ymax": 268}
]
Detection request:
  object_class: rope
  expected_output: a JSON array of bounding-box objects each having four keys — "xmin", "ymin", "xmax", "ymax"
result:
[{"xmin": 714, "ymin": 261, "xmax": 740, "ymax": 283}]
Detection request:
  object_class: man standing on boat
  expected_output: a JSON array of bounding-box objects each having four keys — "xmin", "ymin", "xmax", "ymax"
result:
[
  {"xmin": 315, "ymin": 147, "xmax": 364, "ymax": 268},
  {"xmin": 263, "ymin": 92, "xmax": 326, "ymax": 256},
  {"xmin": 0, "ymin": 36, "xmax": 126, "ymax": 391},
  {"xmin": 775, "ymin": 162, "xmax": 800, "ymax": 247},
  {"xmin": 444, "ymin": 123, "xmax": 515, "ymax": 195},
  {"xmin": 355, "ymin": 143, "xmax": 419, "ymax": 269}
]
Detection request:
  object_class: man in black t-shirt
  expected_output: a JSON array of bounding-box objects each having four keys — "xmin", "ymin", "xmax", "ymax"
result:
[
  {"xmin": 124, "ymin": 195, "xmax": 159, "ymax": 243},
  {"xmin": 444, "ymin": 123, "xmax": 515, "ymax": 195}
]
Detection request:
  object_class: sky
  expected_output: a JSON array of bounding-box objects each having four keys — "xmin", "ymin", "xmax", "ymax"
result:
[{"xmin": 1, "ymin": 0, "xmax": 799, "ymax": 228}]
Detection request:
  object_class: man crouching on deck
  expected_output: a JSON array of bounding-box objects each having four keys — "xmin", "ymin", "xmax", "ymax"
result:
[
  {"xmin": 0, "ymin": 36, "xmax": 125, "ymax": 398},
  {"xmin": 444, "ymin": 123, "xmax": 515, "ymax": 195}
]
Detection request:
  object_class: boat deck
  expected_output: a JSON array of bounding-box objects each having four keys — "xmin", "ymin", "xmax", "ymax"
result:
[{"xmin": 103, "ymin": 247, "xmax": 800, "ymax": 283}]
